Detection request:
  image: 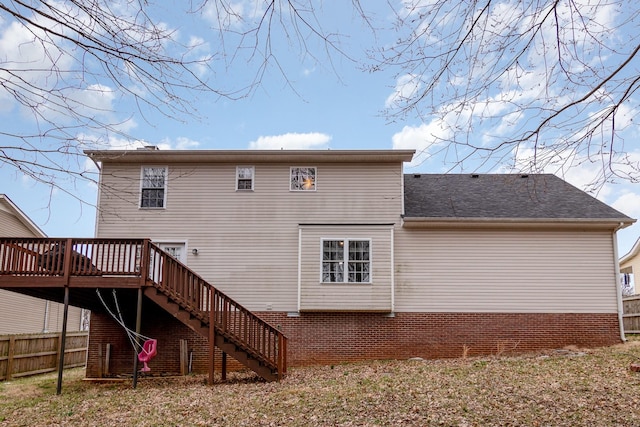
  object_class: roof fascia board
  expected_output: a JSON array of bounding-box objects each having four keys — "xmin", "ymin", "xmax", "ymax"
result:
[
  {"xmin": 620, "ymin": 236, "xmax": 640, "ymax": 264},
  {"xmin": 85, "ymin": 149, "xmax": 416, "ymax": 164}
]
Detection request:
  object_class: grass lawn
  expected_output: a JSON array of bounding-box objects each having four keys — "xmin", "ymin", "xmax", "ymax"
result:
[{"xmin": 1, "ymin": 337, "xmax": 640, "ymax": 426}]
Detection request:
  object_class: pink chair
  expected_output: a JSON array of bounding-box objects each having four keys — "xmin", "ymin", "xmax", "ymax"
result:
[{"xmin": 138, "ymin": 339, "xmax": 157, "ymax": 372}]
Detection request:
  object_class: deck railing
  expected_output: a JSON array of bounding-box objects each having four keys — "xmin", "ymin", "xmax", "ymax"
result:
[
  {"xmin": 0, "ymin": 238, "xmax": 287, "ymax": 379},
  {"xmin": 0, "ymin": 238, "xmax": 143, "ymax": 276}
]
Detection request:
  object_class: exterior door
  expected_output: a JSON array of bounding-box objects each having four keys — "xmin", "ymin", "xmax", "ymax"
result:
[
  {"xmin": 149, "ymin": 242, "xmax": 186, "ymax": 284},
  {"xmin": 158, "ymin": 243, "xmax": 185, "ymax": 263}
]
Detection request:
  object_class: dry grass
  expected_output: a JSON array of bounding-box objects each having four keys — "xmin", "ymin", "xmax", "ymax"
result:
[{"xmin": 2, "ymin": 338, "xmax": 640, "ymax": 426}]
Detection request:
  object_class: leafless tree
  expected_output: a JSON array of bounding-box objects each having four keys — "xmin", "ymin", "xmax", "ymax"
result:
[
  {"xmin": 370, "ymin": 1, "xmax": 640, "ymax": 190},
  {"xmin": 1, "ymin": 0, "xmax": 638, "ymax": 198},
  {"xmin": 0, "ymin": 0, "xmax": 218, "ymax": 198}
]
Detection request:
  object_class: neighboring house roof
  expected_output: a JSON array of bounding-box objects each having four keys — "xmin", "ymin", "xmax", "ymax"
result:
[
  {"xmin": 0, "ymin": 194, "xmax": 46, "ymax": 237},
  {"xmin": 620, "ymin": 236, "xmax": 640, "ymax": 264},
  {"xmin": 403, "ymin": 174, "xmax": 634, "ymax": 227},
  {"xmin": 85, "ymin": 149, "xmax": 416, "ymax": 164}
]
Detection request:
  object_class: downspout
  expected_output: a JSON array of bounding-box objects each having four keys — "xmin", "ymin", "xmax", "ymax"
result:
[
  {"xmin": 613, "ymin": 223, "xmax": 626, "ymax": 342},
  {"xmin": 390, "ymin": 227, "xmax": 395, "ymax": 314},
  {"xmin": 297, "ymin": 227, "xmax": 302, "ymax": 313},
  {"xmin": 90, "ymin": 155, "xmax": 102, "ymax": 239}
]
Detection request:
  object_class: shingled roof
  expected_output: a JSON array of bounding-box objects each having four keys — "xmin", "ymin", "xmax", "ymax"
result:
[{"xmin": 403, "ymin": 174, "xmax": 633, "ymax": 223}]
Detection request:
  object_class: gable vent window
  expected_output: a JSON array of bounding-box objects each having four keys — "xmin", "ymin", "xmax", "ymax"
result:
[
  {"xmin": 290, "ymin": 167, "xmax": 316, "ymax": 191},
  {"xmin": 236, "ymin": 166, "xmax": 255, "ymax": 190},
  {"xmin": 322, "ymin": 239, "xmax": 371, "ymax": 283},
  {"xmin": 140, "ymin": 166, "xmax": 167, "ymax": 208}
]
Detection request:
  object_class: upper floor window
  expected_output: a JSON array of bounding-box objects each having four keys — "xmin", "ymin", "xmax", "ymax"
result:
[
  {"xmin": 236, "ymin": 166, "xmax": 254, "ymax": 191},
  {"xmin": 322, "ymin": 239, "xmax": 371, "ymax": 283},
  {"xmin": 290, "ymin": 167, "xmax": 316, "ymax": 191},
  {"xmin": 140, "ymin": 166, "xmax": 167, "ymax": 208}
]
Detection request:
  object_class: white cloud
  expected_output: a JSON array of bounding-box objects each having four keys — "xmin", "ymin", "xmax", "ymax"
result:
[
  {"xmin": 202, "ymin": 0, "xmax": 265, "ymax": 29},
  {"xmin": 391, "ymin": 119, "xmax": 453, "ymax": 167},
  {"xmin": 248, "ymin": 132, "xmax": 332, "ymax": 150},
  {"xmin": 385, "ymin": 74, "xmax": 422, "ymax": 109},
  {"xmin": 611, "ymin": 190, "xmax": 640, "ymax": 219},
  {"xmin": 0, "ymin": 20, "xmax": 73, "ymax": 116},
  {"xmin": 158, "ymin": 137, "xmax": 201, "ymax": 150}
]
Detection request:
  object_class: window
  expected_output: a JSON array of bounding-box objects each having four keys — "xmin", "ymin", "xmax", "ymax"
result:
[
  {"xmin": 236, "ymin": 166, "xmax": 254, "ymax": 190},
  {"xmin": 140, "ymin": 166, "xmax": 166, "ymax": 208},
  {"xmin": 290, "ymin": 167, "xmax": 316, "ymax": 191},
  {"xmin": 322, "ymin": 239, "xmax": 371, "ymax": 283}
]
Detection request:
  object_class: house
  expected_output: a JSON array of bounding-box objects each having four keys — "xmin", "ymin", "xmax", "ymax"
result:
[
  {"xmin": 0, "ymin": 195, "xmax": 85, "ymax": 335},
  {"xmin": 70, "ymin": 148, "xmax": 634, "ymax": 378},
  {"xmin": 620, "ymin": 237, "xmax": 639, "ymax": 296}
]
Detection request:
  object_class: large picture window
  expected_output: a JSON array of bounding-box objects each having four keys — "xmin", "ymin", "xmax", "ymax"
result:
[
  {"xmin": 290, "ymin": 167, "xmax": 316, "ymax": 191},
  {"xmin": 322, "ymin": 239, "xmax": 371, "ymax": 283},
  {"xmin": 140, "ymin": 166, "xmax": 167, "ymax": 208}
]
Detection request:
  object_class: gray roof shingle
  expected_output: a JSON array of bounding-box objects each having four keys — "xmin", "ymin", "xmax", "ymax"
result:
[{"xmin": 403, "ymin": 174, "xmax": 632, "ymax": 221}]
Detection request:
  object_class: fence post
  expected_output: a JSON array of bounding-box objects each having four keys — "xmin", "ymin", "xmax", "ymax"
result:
[{"xmin": 6, "ymin": 336, "xmax": 15, "ymax": 381}]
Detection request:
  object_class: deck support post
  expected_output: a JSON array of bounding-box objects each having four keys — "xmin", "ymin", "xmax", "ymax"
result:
[
  {"xmin": 56, "ymin": 239, "xmax": 73, "ymax": 395},
  {"xmin": 208, "ymin": 287, "xmax": 215, "ymax": 385},
  {"xmin": 56, "ymin": 286, "xmax": 70, "ymax": 395},
  {"xmin": 132, "ymin": 287, "xmax": 143, "ymax": 389}
]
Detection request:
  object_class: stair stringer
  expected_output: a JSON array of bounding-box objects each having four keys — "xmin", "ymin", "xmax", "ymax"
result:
[{"xmin": 143, "ymin": 286, "xmax": 280, "ymax": 382}]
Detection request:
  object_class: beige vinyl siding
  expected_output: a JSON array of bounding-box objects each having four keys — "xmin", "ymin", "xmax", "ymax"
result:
[
  {"xmin": 0, "ymin": 291, "xmax": 84, "ymax": 335},
  {"xmin": 0, "ymin": 209, "xmax": 33, "ymax": 236},
  {"xmin": 299, "ymin": 226, "xmax": 393, "ymax": 311},
  {"xmin": 394, "ymin": 228, "xmax": 618, "ymax": 313},
  {"xmin": 96, "ymin": 162, "xmax": 403, "ymax": 312},
  {"xmin": 44, "ymin": 300, "xmax": 83, "ymax": 332},
  {"xmin": 0, "ymin": 290, "xmax": 47, "ymax": 334}
]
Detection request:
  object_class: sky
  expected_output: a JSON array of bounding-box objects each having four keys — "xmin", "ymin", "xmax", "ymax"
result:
[{"xmin": 0, "ymin": 1, "xmax": 639, "ymax": 256}]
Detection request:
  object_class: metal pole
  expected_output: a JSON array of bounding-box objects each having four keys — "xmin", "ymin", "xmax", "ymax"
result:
[
  {"xmin": 132, "ymin": 287, "xmax": 143, "ymax": 388},
  {"xmin": 56, "ymin": 286, "xmax": 70, "ymax": 395}
]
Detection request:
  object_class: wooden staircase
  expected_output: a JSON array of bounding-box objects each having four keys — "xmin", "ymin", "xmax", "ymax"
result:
[{"xmin": 0, "ymin": 238, "xmax": 287, "ymax": 382}]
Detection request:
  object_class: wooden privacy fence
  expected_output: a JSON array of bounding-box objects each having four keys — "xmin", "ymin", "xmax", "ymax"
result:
[
  {"xmin": 0, "ymin": 332, "xmax": 88, "ymax": 381},
  {"xmin": 623, "ymin": 295, "xmax": 640, "ymax": 334}
]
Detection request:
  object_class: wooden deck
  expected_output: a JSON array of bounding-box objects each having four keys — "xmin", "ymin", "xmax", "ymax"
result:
[{"xmin": 0, "ymin": 238, "xmax": 287, "ymax": 383}]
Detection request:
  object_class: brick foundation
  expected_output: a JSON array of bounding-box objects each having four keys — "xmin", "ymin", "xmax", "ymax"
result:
[{"xmin": 87, "ymin": 309, "xmax": 622, "ymax": 377}]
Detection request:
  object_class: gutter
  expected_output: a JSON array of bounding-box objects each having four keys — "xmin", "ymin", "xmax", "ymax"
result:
[
  {"xmin": 613, "ymin": 222, "xmax": 626, "ymax": 342},
  {"xmin": 401, "ymin": 216, "xmax": 635, "ymax": 230}
]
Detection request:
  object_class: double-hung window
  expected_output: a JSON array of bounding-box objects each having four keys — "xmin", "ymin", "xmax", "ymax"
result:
[
  {"xmin": 236, "ymin": 166, "xmax": 254, "ymax": 190},
  {"xmin": 322, "ymin": 239, "xmax": 371, "ymax": 283},
  {"xmin": 140, "ymin": 166, "xmax": 167, "ymax": 208},
  {"xmin": 290, "ymin": 167, "xmax": 316, "ymax": 191}
]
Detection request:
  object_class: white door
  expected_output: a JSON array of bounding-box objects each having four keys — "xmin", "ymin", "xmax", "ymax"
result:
[
  {"xmin": 158, "ymin": 243, "xmax": 185, "ymax": 263},
  {"xmin": 149, "ymin": 242, "xmax": 186, "ymax": 284}
]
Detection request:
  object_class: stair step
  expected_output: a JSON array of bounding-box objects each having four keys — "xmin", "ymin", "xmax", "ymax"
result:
[{"xmin": 144, "ymin": 283, "xmax": 283, "ymax": 382}]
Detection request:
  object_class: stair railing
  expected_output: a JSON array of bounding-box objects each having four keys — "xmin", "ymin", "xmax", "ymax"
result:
[{"xmin": 145, "ymin": 241, "xmax": 287, "ymax": 377}]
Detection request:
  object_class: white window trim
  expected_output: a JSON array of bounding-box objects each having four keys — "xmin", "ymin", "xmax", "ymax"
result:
[
  {"xmin": 320, "ymin": 238, "xmax": 372, "ymax": 284},
  {"xmin": 139, "ymin": 166, "xmax": 168, "ymax": 209},
  {"xmin": 235, "ymin": 166, "xmax": 255, "ymax": 191},
  {"xmin": 290, "ymin": 166, "xmax": 317, "ymax": 192}
]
